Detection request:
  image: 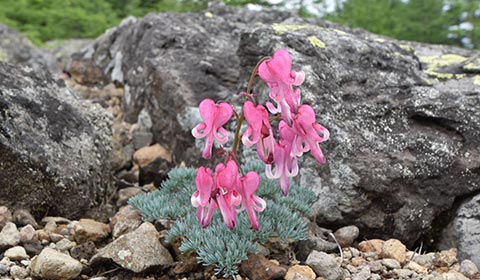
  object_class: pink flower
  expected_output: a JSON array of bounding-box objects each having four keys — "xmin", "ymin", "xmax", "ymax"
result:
[
  {"xmin": 214, "ymin": 160, "xmax": 242, "ymax": 229},
  {"xmin": 258, "ymin": 49, "xmax": 304, "ymax": 124},
  {"xmin": 266, "ymin": 121, "xmax": 299, "ymax": 195},
  {"xmin": 291, "ymin": 105, "xmax": 329, "ymax": 164},
  {"xmin": 191, "ymin": 167, "xmax": 217, "ymax": 228},
  {"xmin": 238, "ymin": 171, "xmax": 266, "ymax": 230},
  {"xmin": 192, "ymin": 99, "xmax": 233, "ymax": 159},
  {"xmin": 242, "ymin": 101, "xmax": 275, "ymax": 164}
]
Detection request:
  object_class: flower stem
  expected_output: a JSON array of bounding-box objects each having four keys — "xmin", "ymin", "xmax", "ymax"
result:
[{"xmin": 232, "ymin": 56, "xmax": 270, "ymax": 154}]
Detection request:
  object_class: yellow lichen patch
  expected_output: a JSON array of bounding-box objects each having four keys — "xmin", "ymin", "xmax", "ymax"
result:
[
  {"xmin": 464, "ymin": 58, "xmax": 480, "ymax": 71},
  {"xmin": 272, "ymin": 23, "xmax": 311, "ymax": 34},
  {"xmin": 308, "ymin": 36, "xmax": 326, "ymax": 48},
  {"xmin": 473, "ymin": 75, "xmax": 480, "ymax": 85},
  {"xmin": 424, "ymin": 70, "xmax": 454, "ymax": 79},
  {"xmin": 334, "ymin": 29, "xmax": 348, "ymax": 35},
  {"xmin": 0, "ymin": 50, "xmax": 7, "ymax": 62},
  {"xmin": 204, "ymin": 12, "xmax": 213, "ymax": 18},
  {"xmin": 422, "ymin": 78, "xmax": 433, "ymax": 85},
  {"xmin": 399, "ymin": 44, "xmax": 415, "ymax": 54},
  {"xmin": 420, "ymin": 54, "xmax": 468, "ymax": 68},
  {"xmin": 420, "ymin": 54, "xmax": 469, "ymax": 80}
]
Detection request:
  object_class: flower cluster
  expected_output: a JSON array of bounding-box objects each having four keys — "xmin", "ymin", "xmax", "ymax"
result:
[{"xmin": 191, "ymin": 49, "xmax": 329, "ymax": 230}]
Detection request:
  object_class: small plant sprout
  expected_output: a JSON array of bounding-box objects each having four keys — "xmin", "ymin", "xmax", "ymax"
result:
[{"xmin": 190, "ymin": 48, "xmax": 329, "ymax": 229}]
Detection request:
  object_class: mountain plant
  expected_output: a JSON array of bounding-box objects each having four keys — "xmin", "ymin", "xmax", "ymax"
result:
[{"xmin": 129, "ymin": 49, "xmax": 329, "ymax": 277}]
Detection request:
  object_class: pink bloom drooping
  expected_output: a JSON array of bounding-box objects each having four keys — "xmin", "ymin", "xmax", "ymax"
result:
[
  {"xmin": 238, "ymin": 171, "xmax": 266, "ymax": 230},
  {"xmin": 266, "ymin": 121, "xmax": 299, "ymax": 195},
  {"xmin": 242, "ymin": 101, "xmax": 275, "ymax": 164},
  {"xmin": 291, "ymin": 105, "xmax": 329, "ymax": 164},
  {"xmin": 214, "ymin": 160, "xmax": 242, "ymax": 229},
  {"xmin": 192, "ymin": 99, "xmax": 233, "ymax": 159},
  {"xmin": 258, "ymin": 48, "xmax": 304, "ymax": 125},
  {"xmin": 191, "ymin": 167, "xmax": 217, "ymax": 228}
]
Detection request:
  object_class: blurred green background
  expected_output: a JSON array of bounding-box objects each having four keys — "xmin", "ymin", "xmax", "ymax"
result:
[{"xmin": 0, "ymin": 0, "xmax": 478, "ymax": 48}]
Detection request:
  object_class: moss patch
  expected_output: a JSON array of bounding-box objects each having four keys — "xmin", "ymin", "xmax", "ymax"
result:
[{"xmin": 307, "ymin": 36, "xmax": 325, "ymax": 48}]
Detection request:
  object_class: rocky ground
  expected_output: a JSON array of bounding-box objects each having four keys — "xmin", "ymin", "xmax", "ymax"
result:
[
  {"xmin": 0, "ymin": 201, "xmax": 479, "ymax": 280},
  {"xmin": 1, "ymin": 3, "xmax": 480, "ymax": 280}
]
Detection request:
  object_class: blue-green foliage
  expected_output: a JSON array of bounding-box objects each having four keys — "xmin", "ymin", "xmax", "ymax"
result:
[{"xmin": 129, "ymin": 161, "xmax": 317, "ymax": 277}]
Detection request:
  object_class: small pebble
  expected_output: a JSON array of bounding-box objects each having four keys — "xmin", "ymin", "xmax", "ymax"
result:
[
  {"xmin": 10, "ymin": 265, "xmax": 29, "ymax": 279},
  {"xmin": 4, "ymin": 246, "xmax": 29, "ymax": 260},
  {"xmin": 20, "ymin": 224, "xmax": 37, "ymax": 242},
  {"xmin": 460, "ymin": 259, "xmax": 478, "ymax": 277},
  {"xmin": 381, "ymin": 258, "xmax": 401, "ymax": 269}
]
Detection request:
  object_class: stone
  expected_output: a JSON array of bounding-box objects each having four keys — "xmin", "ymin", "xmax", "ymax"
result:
[
  {"xmin": 434, "ymin": 249, "xmax": 458, "ymax": 268},
  {"xmin": 0, "ymin": 206, "xmax": 12, "ymax": 230},
  {"xmin": 0, "ymin": 23, "xmax": 57, "ymax": 74},
  {"xmin": 133, "ymin": 144, "xmax": 172, "ymax": 168},
  {"xmin": 413, "ymin": 253, "xmax": 436, "ymax": 269},
  {"xmin": 239, "ymin": 254, "xmax": 286, "ymax": 280},
  {"xmin": 381, "ymin": 258, "xmax": 401, "ymax": 269},
  {"xmin": 285, "ymin": 265, "xmax": 316, "ymax": 280},
  {"xmin": 70, "ymin": 241, "xmax": 96, "ymax": 261},
  {"xmin": 9, "ymin": 265, "xmax": 29, "ymax": 279},
  {"xmin": 380, "ymin": 239, "xmax": 406, "ymax": 263},
  {"xmin": 116, "ymin": 187, "xmax": 143, "ymax": 207},
  {"xmin": 13, "ymin": 209, "xmax": 38, "ymax": 228},
  {"xmin": 0, "ymin": 222, "xmax": 20, "ymax": 249},
  {"xmin": 4, "ymin": 246, "xmax": 28, "ymax": 261},
  {"xmin": 110, "ymin": 206, "xmax": 143, "ymax": 239},
  {"xmin": 173, "ymin": 255, "xmax": 201, "ymax": 274},
  {"xmin": 459, "ymin": 259, "xmax": 478, "ymax": 278},
  {"xmin": 333, "ymin": 226, "xmax": 359, "ymax": 247},
  {"xmin": 0, "ymin": 263, "xmax": 7, "ymax": 274},
  {"xmin": 73, "ymin": 219, "xmax": 110, "ymax": 244},
  {"xmin": 306, "ymin": 250, "xmax": 343, "ymax": 280},
  {"xmin": 296, "ymin": 223, "xmax": 339, "ymax": 261},
  {"xmin": 435, "ymin": 271, "xmax": 469, "ymax": 280},
  {"xmin": 70, "ymin": 2, "xmax": 480, "ymax": 247},
  {"xmin": 23, "ymin": 240, "xmax": 43, "ymax": 256},
  {"xmin": 30, "ymin": 248, "xmax": 83, "ymax": 280},
  {"xmin": 393, "ymin": 268, "xmax": 414, "ymax": 278},
  {"xmin": 36, "ymin": 229, "xmax": 50, "ymax": 242},
  {"xmin": 358, "ymin": 239, "xmax": 384, "ymax": 255},
  {"xmin": 44, "ymin": 39, "xmax": 92, "ymax": 72},
  {"xmin": 0, "ymin": 62, "xmax": 112, "ymax": 219},
  {"xmin": 405, "ymin": 261, "xmax": 428, "ymax": 274},
  {"xmin": 90, "ymin": 222, "xmax": 173, "ymax": 273},
  {"xmin": 19, "ymin": 224, "xmax": 37, "ymax": 242},
  {"xmin": 41, "ymin": 217, "xmax": 72, "ymax": 225},
  {"xmin": 56, "ymin": 238, "xmax": 75, "ymax": 252},
  {"xmin": 367, "ymin": 260, "xmax": 383, "ymax": 273},
  {"xmin": 351, "ymin": 257, "xmax": 366, "ymax": 267},
  {"xmin": 440, "ymin": 193, "xmax": 480, "ymax": 268}
]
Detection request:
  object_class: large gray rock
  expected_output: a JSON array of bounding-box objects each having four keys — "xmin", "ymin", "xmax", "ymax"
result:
[
  {"xmin": 70, "ymin": 3, "xmax": 480, "ymax": 246},
  {"xmin": 70, "ymin": 3, "xmax": 291, "ymax": 164},
  {"xmin": 440, "ymin": 193, "xmax": 480, "ymax": 267},
  {"xmin": 0, "ymin": 23, "xmax": 58, "ymax": 74},
  {"xmin": 238, "ymin": 18, "xmax": 480, "ymax": 247},
  {"xmin": 0, "ymin": 62, "xmax": 112, "ymax": 218}
]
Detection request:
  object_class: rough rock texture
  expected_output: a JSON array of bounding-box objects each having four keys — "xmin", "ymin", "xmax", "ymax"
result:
[
  {"xmin": 0, "ymin": 23, "xmax": 57, "ymax": 74},
  {"xmin": 70, "ymin": 4, "xmax": 292, "ymax": 165},
  {"xmin": 90, "ymin": 222, "xmax": 173, "ymax": 273},
  {"xmin": 30, "ymin": 248, "xmax": 83, "ymax": 280},
  {"xmin": 70, "ymin": 3, "xmax": 480, "ymax": 246},
  {"xmin": 440, "ymin": 193, "xmax": 480, "ymax": 267},
  {"xmin": 0, "ymin": 62, "xmax": 112, "ymax": 219}
]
